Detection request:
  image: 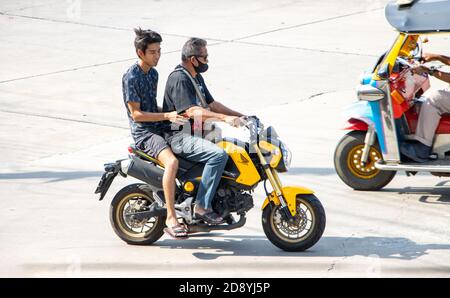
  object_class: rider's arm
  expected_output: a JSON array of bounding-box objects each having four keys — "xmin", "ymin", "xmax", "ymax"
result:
[
  {"xmin": 168, "ymin": 76, "xmax": 237, "ymax": 124},
  {"xmin": 424, "ymin": 53, "xmax": 450, "ymax": 66},
  {"xmin": 124, "ymin": 76, "xmax": 184, "ymax": 123},
  {"xmin": 209, "ymin": 101, "xmax": 244, "ymax": 117},
  {"xmin": 434, "ymin": 54, "xmax": 450, "ymax": 66},
  {"xmin": 184, "ymin": 105, "xmax": 233, "ymax": 122},
  {"xmin": 431, "ymin": 70, "xmax": 450, "ymax": 84},
  {"xmin": 124, "ymin": 76, "xmax": 171, "ymax": 122},
  {"xmin": 127, "ymin": 102, "xmax": 176, "ymax": 122}
]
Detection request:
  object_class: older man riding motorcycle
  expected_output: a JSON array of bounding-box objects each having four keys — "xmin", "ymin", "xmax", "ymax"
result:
[{"xmin": 162, "ymin": 37, "xmax": 247, "ymax": 226}]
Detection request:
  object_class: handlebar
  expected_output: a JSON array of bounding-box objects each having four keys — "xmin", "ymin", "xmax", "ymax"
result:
[
  {"xmin": 396, "ymin": 57, "xmax": 415, "ymax": 68},
  {"xmin": 241, "ymin": 115, "xmax": 263, "ymax": 130},
  {"xmin": 240, "ymin": 115, "xmax": 264, "ymax": 144},
  {"xmin": 396, "ymin": 56, "xmax": 441, "ymax": 74}
]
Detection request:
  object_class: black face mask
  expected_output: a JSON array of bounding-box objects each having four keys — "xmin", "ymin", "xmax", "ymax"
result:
[{"xmin": 193, "ymin": 57, "xmax": 209, "ymax": 73}]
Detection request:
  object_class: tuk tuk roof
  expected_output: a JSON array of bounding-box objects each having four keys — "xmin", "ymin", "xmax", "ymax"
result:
[{"xmin": 385, "ymin": 0, "xmax": 450, "ymax": 33}]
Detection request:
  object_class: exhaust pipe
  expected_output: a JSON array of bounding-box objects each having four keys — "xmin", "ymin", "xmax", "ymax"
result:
[
  {"xmin": 121, "ymin": 156, "xmax": 164, "ymax": 189},
  {"xmin": 187, "ymin": 215, "xmax": 247, "ymax": 233}
]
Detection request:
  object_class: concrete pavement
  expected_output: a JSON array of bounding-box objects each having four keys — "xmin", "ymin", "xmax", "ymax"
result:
[{"xmin": 0, "ymin": 0, "xmax": 449, "ymax": 277}]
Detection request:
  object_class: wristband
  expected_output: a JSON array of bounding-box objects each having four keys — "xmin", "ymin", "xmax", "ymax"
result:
[{"xmin": 428, "ymin": 67, "xmax": 436, "ymax": 76}]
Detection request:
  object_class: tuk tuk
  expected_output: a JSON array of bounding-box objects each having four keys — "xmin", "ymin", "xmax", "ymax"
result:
[{"xmin": 334, "ymin": 0, "xmax": 450, "ymax": 190}]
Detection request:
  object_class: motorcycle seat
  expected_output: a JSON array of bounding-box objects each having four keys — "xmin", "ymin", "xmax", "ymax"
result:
[
  {"xmin": 129, "ymin": 145, "xmax": 239, "ymax": 179},
  {"xmin": 129, "ymin": 145, "xmax": 200, "ymax": 170}
]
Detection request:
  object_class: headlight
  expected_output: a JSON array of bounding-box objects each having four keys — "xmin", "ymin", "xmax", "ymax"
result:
[
  {"xmin": 280, "ymin": 142, "xmax": 292, "ymax": 171},
  {"xmin": 259, "ymin": 139, "xmax": 291, "ymax": 172}
]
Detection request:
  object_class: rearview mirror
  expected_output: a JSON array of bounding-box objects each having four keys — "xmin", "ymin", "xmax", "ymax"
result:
[
  {"xmin": 357, "ymin": 84, "xmax": 385, "ymax": 102},
  {"xmin": 377, "ymin": 63, "xmax": 390, "ymax": 80}
]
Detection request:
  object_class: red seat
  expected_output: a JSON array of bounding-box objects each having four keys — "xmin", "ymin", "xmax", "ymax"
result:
[{"xmin": 405, "ymin": 109, "xmax": 450, "ymax": 134}]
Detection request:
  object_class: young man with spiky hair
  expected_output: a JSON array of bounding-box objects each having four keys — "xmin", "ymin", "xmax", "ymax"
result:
[{"xmin": 122, "ymin": 28, "xmax": 189, "ymax": 239}]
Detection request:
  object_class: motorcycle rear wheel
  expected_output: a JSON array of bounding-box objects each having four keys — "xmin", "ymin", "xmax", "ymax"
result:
[
  {"xmin": 109, "ymin": 183, "xmax": 165, "ymax": 245},
  {"xmin": 262, "ymin": 194, "xmax": 325, "ymax": 252}
]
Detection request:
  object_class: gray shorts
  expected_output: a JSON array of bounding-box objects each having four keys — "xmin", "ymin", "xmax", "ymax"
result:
[{"xmin": 136, "ymin": 133, "xmax": 169, "ymax": 159}]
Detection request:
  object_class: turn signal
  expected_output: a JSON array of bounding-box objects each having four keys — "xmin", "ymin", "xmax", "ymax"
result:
[{"xmin": 184, "ymin": 182, "xmax": 195, "ymax": 192}]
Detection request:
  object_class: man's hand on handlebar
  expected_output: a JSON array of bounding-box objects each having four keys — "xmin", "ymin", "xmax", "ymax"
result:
[
  {"xmin": 224, "ymin": 115, "xmax": 257, "ymax": 128},
  {"xmin": 224, "ymin": 115, "xmax": 242, "ymax": 127},
  {"xmin": 421, "ymin": 52, "xmax": 439, "ymax": 63},
  {"xmin": 412, "ymin": 65, "xmax": 432, "ymax": 76},
  {"xmin": 235, "ymin": 116, "xmax": 249, "ymax": 127}
]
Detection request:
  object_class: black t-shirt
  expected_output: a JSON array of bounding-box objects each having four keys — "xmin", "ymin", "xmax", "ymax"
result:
[{"xmin": 163, "ymin": 65, "xmax": 214, "ymax": 137}]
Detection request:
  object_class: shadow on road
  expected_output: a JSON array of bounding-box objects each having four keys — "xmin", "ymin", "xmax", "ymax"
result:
[
  {"xmin": 0, "ymin": 171, "xmax": 103, "ymax": 183},
  {"xmin": 157, "ymin": 235, "xmax": 450, "ymax": 260},
  {"xmin": 381, "ymin": 180, "xmax": 450, "ymax": 204}
]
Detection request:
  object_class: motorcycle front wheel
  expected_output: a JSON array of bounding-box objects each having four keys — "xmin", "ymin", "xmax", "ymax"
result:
[
  {"xmin": 262, "ymin": 194, "xmax": 326, "ymax": 252},
  {"xmin": 109, "ymin": 183, "xmax": 165, "ymax": 245}
]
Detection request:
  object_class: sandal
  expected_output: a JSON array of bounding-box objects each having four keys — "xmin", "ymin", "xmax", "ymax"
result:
[
  {"xmin": 194, "ymin": 211, "xmax": 224, "ymax": 225},
  {"xmin": 163, "ymin": 223, "xmax": 188, "ymax": 240}
]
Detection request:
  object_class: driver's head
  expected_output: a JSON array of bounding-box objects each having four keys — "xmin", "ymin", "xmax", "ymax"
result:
[{"xmin": 181, "ymin": 37, "xmax": 209, "ymax": 74}]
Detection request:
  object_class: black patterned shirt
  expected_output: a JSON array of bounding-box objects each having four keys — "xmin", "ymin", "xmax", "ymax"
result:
[{"xmin": 122, "ymin": 63, "xmax": 162, "ymax": 142}]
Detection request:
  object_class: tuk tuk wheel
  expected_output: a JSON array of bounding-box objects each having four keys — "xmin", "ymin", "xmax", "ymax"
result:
[{"xmin": 334, "ymin": 131, "xmax": 396, "ymax": 190}]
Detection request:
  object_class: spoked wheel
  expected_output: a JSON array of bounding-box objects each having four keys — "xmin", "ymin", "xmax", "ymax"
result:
[
  {"xmin": 334, "ymin": 131, "xmax": 396, "ymax": 190},
  {"xmin": 109, "ymin": 184, "xmax": 165, "ymax": 245},
  {"xmin": 262, "ymin": 194, "xmax": 325, "ymax": 252}
]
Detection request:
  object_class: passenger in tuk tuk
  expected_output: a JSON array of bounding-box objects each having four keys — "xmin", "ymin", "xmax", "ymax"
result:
[{"xmin": 400, "ymin": 53, "xmax": 450, "ymax": 162}]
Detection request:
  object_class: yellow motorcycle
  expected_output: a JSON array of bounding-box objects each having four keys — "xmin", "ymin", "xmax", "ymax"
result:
[{"xmin": 95, "ymin": 116, "xmax": 325, "ymax": 251}]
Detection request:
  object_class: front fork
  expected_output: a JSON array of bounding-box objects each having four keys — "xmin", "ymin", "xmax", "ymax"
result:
[
  {"xmin": 253, "ymin": 144, "xmax": 295, "ymax": 220},
  {"xmin": 361, "ymin": 125, "xmax": 376, "ymax": 166}
]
